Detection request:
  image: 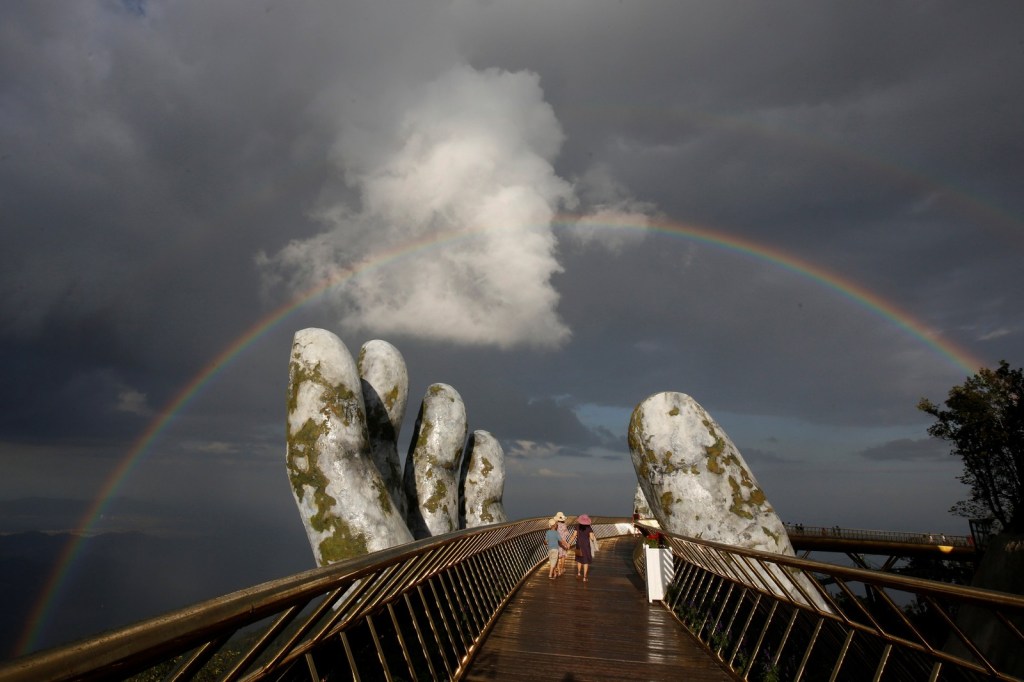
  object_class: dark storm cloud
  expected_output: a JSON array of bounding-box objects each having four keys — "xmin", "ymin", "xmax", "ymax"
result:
[
  {"xmin": 459, "ymin": 2, "xmax": 1024, "ymax": 184},
  {"xmin": 742, "ymin": 448, "xmax": 793, "ymax": 466},
  {"xmin": 860, "ymin": 438, "xmax": 949, "ymax": 463},
  {"xmin": 0, "ymin": 2, "xmax": 411, "ymax": 463},
  {"xmin": 456, "ymin": 1, "xmax": 1024, "ymax": 314},
  {"xmin": 1, "ymin": 0, "xmax": 1018, "ymax": 496},
  {"xmin": 475, "ymin": 395, "xmax": 602, "ymax": 447},
  {"xmin": 551, "ymin": 236, "xmax": 964, "ymax": 427},
  {"xmin": 3, "ymin": 0, "xmax": 1019, "ymax": 444}
]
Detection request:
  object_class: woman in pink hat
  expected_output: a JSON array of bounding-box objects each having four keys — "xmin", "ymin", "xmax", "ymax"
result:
[{"xmin": 574, "ymin": 514, "xmax": 598, "ymax": 581}]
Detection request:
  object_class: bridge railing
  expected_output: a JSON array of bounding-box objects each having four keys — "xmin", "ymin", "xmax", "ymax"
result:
[
  {"xmin": 5, "ymin": 518, "xmax": 1015, "ymax": 681},
  {"xmin": 2, "ymin": 517, "xmax": 634, "ymax": 682},
  {"xmin": 636, "ymin": 522, "xmax": 1024, "ymax": 681}
]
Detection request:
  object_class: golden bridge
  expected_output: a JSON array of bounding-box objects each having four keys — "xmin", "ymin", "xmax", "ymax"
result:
[{"xmin": 1, "ymin": 518, "xmax": 1021, "ymax": 681}]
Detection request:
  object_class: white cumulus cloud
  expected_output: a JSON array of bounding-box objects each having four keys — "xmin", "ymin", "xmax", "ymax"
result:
[
  {"xmin": 261, "ymin": 64, "xmax": 578, "ymax": 349},
  {"xmin": 505, "ymin": 439, "xmax": 563, "ymax": 460},
  {"xmin": 259, "ymin": 56, "xmax": 657, "ymax": 350}
]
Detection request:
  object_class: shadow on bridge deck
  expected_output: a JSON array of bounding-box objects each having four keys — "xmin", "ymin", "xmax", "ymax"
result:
[{"xmin": 464, "ymin": 535, "xmax": 732, "ymax": 681}]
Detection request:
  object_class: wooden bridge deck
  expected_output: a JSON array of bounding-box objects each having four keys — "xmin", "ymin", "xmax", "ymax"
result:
[{"xmin": 464, "ymin": 535, "xmax": 734, "ymax": 681}]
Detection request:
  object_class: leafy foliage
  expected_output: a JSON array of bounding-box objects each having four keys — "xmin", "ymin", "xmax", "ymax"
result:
[{"xmin": 919, "ymin": 361, "xmax": 1024, "ymax": 532}]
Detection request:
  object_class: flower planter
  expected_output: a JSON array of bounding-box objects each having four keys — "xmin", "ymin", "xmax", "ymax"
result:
[{"xmin": 644, "ymin": 546, "xmax": 674, "ymax": 602}]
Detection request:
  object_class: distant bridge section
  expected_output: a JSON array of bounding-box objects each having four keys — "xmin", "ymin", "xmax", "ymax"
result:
[{"xmin": 784, "ymin": 522, "xmax": 976, "ymax": 570}]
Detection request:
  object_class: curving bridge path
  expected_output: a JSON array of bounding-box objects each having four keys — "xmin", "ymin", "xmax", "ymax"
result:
[{"xmin": 465, "ymin": 534, "xmax": 731, "ymax": 681}]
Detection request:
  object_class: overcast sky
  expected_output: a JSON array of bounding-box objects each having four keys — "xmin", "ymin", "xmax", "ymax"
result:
[{"xmin": 2, "ymin": 0, "xmax": 1022, "ymax": 655}]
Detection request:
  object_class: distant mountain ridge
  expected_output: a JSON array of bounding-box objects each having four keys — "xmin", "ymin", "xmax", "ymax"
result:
[{"xmin": 0, "ymin": 496, "xmax": 188, "ymax": 534}]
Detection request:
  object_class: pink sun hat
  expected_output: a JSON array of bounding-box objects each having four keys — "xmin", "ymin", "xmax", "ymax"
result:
[{"xmin": 577, "ymin": 514, "xmax": 592, "ymax": 525}]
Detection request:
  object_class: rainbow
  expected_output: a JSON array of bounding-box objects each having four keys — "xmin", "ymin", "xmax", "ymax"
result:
[
  {"xmin": 572, "ymin": 215, "xmax": 986, "ymax": 374},
  {"xmin": 561, "ymin": 104, "xmax": 1024, "ymax": 249},
  {"xmin": 15, "ymin": 215, "xmax": 987, "ymax": 655}
]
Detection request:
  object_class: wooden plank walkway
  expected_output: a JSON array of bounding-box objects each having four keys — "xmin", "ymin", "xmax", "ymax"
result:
[{"xmin": 464, "ymin": 535, "xmax": 735, "ymax": 681}]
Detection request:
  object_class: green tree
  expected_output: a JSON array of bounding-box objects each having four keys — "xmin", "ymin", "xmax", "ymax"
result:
[{"xmin": 918, "ymin": 361, "xmax": 1024, "ymax": 532}]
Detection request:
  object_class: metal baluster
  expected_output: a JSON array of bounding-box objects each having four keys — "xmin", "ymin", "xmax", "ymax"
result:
[
  {"xmin": 220, "ymin": 603, "xmax": 306, "ymax": 682},
  {"xmin": 745, "ymin": 600, "xmax": 778, "ymax": 682},
  {"xmin": 720, "ymin": 582, "xmax": 744, "ymax": 647},
  {"xmin": 386, "ymin": 602, "xmax": 417, "ymax": 682},
  {"xmin": 346, "ymin": 564, "xmax": 408, "ymax": 625},
  {"xmin": 676, "ymin": 554, "xmax": 704, "ymax": 605},
  {"xmin": 772, "ymin": 607, "xmax": 800, "ymax": 668},
  {"xmin": 695, "ymin": 573, "xmax": 725, "ymax": 639},
  {"xmin": 466, "ymin": 550, "xmax": 499, "ymax": 619},
  {"xmin": 255, "ymin": 587, "xmax": 347, "ymax": 674},
  {"xmin": 431, "ymin": 574, "xmax": 469, "ymax": 658},
  {"xmin": 423, "ymin": 539, "xmax": 463, "ymax": 583},
  {"xmin": 667, "ymin": 560, "xmax": 697, "ymax": 613},
  {"xmin": 688, "ymin": 568, "xmax": 712, "ymax": 617},
  {"xmin": 401, "ymin": 592, "xmax": 438, "ymax": 681},
  {"xmin": 727, "ymin": 591, "xmax": 759, "ymax": 669},
  {"xmin": 709, "ymin": 583, "xmax": 736, "ymax": 655},
  {"xmin": 415, "ymin": 583, "xmax": 454, "ymax": 680},
  {"xmin": 828, "ymin": 629, "xmax": 855, "ymax": 682},
  {"xmin": 451, "ymin": 540, "xmax": 488, "ymax": 632},
  {"xmin": 364, "ymin": 614, "xmax": 393, "ymax": 682},
  {"xmin": 436, "ymin": 567, "xmax": 472, "ymax": 654},
  {"xmin": 871, "ymin": 643, "xmax": 891, "ymax": 682},
  {"xmin": 163, "ymin": 633, "xmax": 231, "ymax": 682},
  {"xmin": 454, "ymin": 560, "xmax": 486, "ymax": 635},
  {"xmin": 338, "ymin": 631, "xmax": 360, "ymax": 682},
  {"xmin": 303, "ymin": 651, "xmax": 321, "ymax": 682},
  {"xmin": 792, "ymin": 616, "xmax": 822, "ymax": 682},
  {"xmin": 476, "ymin": 545, "xmax": 506, "ymax": 610},
  {"xmin": 314, "ymin": 576, "xmax": 381, "ymax": 643}
]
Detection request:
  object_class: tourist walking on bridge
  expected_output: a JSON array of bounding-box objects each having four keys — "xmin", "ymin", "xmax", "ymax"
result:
[
  {"xmin": 544, "ymin": 519, "xmax": 566, "ymax": 579},
  {"xmin": 575, "ymin": 514, "xmax": 598, "ymax": 582}
]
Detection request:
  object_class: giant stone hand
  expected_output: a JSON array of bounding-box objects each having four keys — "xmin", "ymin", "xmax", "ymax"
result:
[
  {"xmin": 628, "ymin": 391, "xmax": 828, "ymax": 609},
  {"xmin": 287, "ymin": 329, "xmax": 507, "ymax": 565},
  {"xmin": 459, "ymin": 430, "xmax": 510, "ymax": 528},
  {"xmin": 628, "ymin": 391, "xmax": 791, "ymax": 553},
  {"xmin": 403, "ymin": 383, "xmax": 468, "ymax": 540},
  {"xmin": 357, "ymin": 339, "xmax": 409, "ymax": 519},
  {"xmin": 286, "ymin": 328, "xmax": 413, "ymax": 566}
]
